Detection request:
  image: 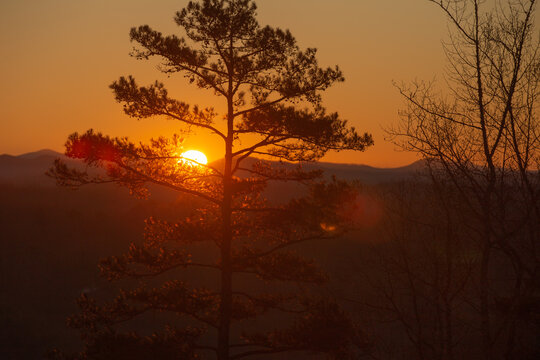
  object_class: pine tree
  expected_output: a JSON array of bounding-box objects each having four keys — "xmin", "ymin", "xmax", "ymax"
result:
[{"xmin": 49, "ymin": 1, "xmax": 373, "ymax": 359}]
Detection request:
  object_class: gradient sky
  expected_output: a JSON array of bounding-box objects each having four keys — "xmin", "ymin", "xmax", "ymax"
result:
[{"xmin": 1, "ymin": 0, "xmax": 471, "ymax": 166}]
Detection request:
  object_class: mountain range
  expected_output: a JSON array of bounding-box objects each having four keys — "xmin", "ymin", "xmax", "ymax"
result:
[{"xmin": 0, "ymin": 149, "xmax": 424, "ymax": 186}]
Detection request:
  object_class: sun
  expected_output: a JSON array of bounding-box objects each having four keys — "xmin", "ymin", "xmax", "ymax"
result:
[{"xmin": 180, "ymin": 150, "xmax": 208, "ymax": 165}]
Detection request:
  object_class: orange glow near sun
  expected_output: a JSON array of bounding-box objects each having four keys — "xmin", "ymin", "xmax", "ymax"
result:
[
  {"xmin": 180, "ymin": 150, "xmax": 208, "ymax": 165},
  {"xmin": 320, "ymin": 223, "xmax": 337, "ymax": 232}
]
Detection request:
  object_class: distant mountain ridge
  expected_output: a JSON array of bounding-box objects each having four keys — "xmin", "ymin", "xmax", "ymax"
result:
[
  {"xmin": 0, "ymin": 150, "xmax": 68, "ymax": 185},
  {"xmin": 16, "ymin": 149, "xmax": 66, "ymax": 160},
  {"xmin": 0, "ymin": 149, "xmax": 424, "ymax": 186}
]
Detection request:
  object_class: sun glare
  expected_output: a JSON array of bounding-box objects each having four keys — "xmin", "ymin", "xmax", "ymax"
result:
[{"xmin": 180, "ymin": 150, "xmax": 208, "ymax": 165}]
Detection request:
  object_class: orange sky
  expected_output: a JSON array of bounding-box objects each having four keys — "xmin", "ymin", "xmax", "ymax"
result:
[{"xmin": 1, "ymin": 0, "xmax": 471, "ymax": 167}]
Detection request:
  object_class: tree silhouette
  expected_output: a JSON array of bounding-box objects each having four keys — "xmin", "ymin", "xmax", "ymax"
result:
[
  {"xmin": 388, "ymin": 0, "xmax": 540, "ymax": 358},
  {"xmin": 49, "ymin": 1, "xmax": 373, "ymax": 359}
]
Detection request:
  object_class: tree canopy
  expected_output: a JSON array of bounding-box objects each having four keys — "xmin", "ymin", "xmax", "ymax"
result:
[{"xmin": 49, "ymin": 1, "xmax": 373, "ymax": 359}]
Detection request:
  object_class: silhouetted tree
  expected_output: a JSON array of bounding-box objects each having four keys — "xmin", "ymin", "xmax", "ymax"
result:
[
  {"xmin": 48, "ymin": 1, "xmax": 373, "ymax": 359},
  {"xmin": 388, "ymin": 0, "xmax": 540, "ymax": 358}
]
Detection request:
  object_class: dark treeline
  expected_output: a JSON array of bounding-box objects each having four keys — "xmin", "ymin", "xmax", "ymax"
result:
[
  {"xmin": 0, "ymin": 183, "xmax": 188, "ymax": 360},
  {"xmin": 1, "ymin": 168, "xmax": 538, "ymax": 359},
  {"xmin": 347, "ymin": 176, "xmax": 540, "ymax": 359}
]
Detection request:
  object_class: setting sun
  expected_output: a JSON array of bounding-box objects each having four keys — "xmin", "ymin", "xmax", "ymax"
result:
[{"xmin": 180, "ymin": 150, "xmax": 208, "ymax": 165}]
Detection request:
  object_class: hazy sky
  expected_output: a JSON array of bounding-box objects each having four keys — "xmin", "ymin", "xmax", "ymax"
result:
[{"xmin": 0, "ymin": 0, "xmax": 480, "ymax": 166}]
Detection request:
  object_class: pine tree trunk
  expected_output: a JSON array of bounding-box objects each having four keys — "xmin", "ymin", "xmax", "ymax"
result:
[
  {"xmin": 217, "ymin": 92, "xmax": 235, "ymax": 360},
  {"xmin": 218, "ymin": 181, "xmax": 233, "ymax": 360}
]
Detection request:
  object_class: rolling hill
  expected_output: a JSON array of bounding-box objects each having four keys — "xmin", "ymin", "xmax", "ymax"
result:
[{"xmin": 0, "ymin": 149, "xmax": 423, "ymax": 186}]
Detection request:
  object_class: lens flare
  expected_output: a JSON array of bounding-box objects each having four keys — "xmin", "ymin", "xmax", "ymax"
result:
[{"xmin": 320, "ymin": 223, "xmax": 337, "ymax": 232}]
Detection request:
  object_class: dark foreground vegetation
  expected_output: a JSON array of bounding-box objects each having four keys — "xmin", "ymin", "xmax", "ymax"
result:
[{"xmin": 1, "ymin": 152, "xmax": 538, "ymax": 359}]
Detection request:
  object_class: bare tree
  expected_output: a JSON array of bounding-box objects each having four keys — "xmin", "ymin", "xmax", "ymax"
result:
[{"xmin": 388, "ymin": 1, "xmax": 540, "ymax": 359}]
